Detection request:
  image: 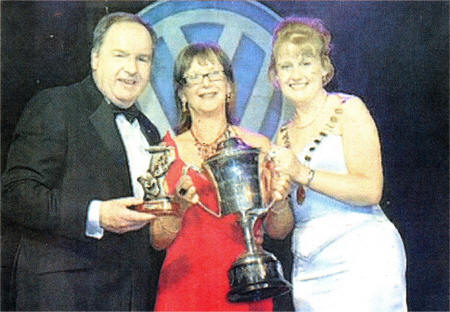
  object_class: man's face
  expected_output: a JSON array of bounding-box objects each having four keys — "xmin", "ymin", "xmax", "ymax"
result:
[{"xmin": 91, "ymin": 21, "xmax": 153, "ymax": 108}]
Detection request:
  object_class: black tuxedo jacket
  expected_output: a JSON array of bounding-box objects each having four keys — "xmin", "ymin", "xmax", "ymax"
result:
[{"xmin": 2, "ymin": 76, "xmax": 165, "ymax": 310}]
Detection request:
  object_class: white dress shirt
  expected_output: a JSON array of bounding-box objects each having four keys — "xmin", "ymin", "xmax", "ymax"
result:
[{"xmin": 85, "ymin": 113, "xmax": 152, "ymax": 239}]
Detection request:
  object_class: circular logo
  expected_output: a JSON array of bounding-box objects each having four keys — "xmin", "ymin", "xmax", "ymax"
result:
[{"xmin": 138, "ymin": 1, "xmax": 293, "ymax": 139}]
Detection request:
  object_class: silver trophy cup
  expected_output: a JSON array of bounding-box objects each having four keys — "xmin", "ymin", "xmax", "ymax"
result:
[
  {"xmin": 137, "ymin": 145, "xmax": 176, "ymax": 215},
  {"xmin": 203, "ymin": 137, "xmax": 291, "ymax": 302}
]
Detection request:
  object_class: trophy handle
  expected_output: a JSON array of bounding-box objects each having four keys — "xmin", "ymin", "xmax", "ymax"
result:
[
  {"xmin": 180, "ymin": 163, "xmax": 274, "ymax": 221},
  {"xmin": 181, "ymin": 165, "xmax": 222, "ymax": 218}
]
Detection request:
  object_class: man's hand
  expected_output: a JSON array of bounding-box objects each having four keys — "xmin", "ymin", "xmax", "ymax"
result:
[{"xmin": 99, "ymin": 197, "xmax": 155, "ymax": 234}]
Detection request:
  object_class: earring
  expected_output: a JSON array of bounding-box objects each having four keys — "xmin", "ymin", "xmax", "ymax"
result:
[
  {"xmin": 225, "ymin": 93, "xmax": 232, "ymax": 104},
  {"xmin": 182, "ymin": 101, "xmax": 188, "ymax": 112}
]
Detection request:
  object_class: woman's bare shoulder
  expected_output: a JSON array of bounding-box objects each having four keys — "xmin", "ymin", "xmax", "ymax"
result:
[{"xmin": 331, "ymin": 92, "xmax": 368, "ymax": 113}]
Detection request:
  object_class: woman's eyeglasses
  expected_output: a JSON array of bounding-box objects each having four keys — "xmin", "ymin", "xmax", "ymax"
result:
[{"xmin": 183, "ymin": 70, "xmax": 224, "ymax": 85}]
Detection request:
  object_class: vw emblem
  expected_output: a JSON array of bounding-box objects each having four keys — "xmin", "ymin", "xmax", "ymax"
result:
[{"xmin": 138, "ymin": 1, "xmax": 294, "ymax": 139}]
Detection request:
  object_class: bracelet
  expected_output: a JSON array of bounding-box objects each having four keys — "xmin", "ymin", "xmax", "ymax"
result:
[{"xmin": 305, "ymin": 168, "xmax": 316, "ymax": 187}]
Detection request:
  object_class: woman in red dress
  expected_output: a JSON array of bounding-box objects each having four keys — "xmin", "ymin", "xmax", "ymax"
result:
[{"xmin": 150, "ymin": 43, "xmax": 293, "ymax": 311}]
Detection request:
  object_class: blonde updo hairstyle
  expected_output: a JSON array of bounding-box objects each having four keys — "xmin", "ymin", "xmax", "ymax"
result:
[{"xmin": 269, "ymin": 17, "xmax": 334, "ymax": 88}]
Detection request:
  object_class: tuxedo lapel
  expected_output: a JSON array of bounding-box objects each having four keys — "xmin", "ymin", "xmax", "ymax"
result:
[
  {"xmin": 89, "ymin": 100, "xmax": 130, "ymax": 179},
  {"xmin": 136, "ymin": 112, "xmax": 161, "ymax": 146}
]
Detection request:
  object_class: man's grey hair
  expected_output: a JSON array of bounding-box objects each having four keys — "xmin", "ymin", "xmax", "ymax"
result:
[{"xmin": 91, "ymin": 12, "xmax": 157, "ymax": 57}]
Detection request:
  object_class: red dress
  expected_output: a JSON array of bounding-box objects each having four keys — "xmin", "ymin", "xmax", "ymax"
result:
[{"xmin": 155, "ymin": 133, "xmax": 273, "ymax": 311}]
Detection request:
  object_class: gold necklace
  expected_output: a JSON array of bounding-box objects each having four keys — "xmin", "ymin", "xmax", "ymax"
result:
[
  {"xmin": 292, "ymin": 94, "xmax": 328, "ymax": 129},
  {"xmin": 190, "ymin": 124, "xmax": 231, "ymax": 160}
]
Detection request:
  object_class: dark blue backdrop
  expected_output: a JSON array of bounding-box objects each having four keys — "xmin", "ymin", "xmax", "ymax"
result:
[{"xmin": 1, "ymin": 1, "xmax": 448, "ymax": 311}]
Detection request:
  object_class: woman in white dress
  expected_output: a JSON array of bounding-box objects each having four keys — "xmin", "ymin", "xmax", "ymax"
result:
[{"xmin": 267, "ymin": 17, "xmax": 407, "ymax": 311}]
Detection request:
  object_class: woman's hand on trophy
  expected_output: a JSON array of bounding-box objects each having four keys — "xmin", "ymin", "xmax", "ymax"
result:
[
  {"xmin": 174, "ymin": 174, "xmax": 199, "ymax": 215},
  {"xmin": 263, "ymin": 169, "xmax": 295, "ymax": 239},
  {"xmin": 268, "ymin": 145, "xmax": 310, "ymax": 186},
  {"xmin": 271, "ymin": 173, "xmax": 292, "ymax": 202},
  {"xmin": 267, "ymin": 145, "xmax": 298, "ymax": 176},
  {"xmin": 264, "ymin": 147, "xmax": 292, "ymax": 202}
]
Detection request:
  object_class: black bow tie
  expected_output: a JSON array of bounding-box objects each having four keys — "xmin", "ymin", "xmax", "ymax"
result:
[
  {"xmin": 112, "ymin": 104, "xmax": 141, "ymax": 123},
  {"xmin": 110, "ymin": 103, "xmax": 161, "ymax": 145}
]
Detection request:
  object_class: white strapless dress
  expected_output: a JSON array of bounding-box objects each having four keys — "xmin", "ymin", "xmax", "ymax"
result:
[{"xmin": 290, "ymin": 134, "xmax": 407, "ymax": 311}]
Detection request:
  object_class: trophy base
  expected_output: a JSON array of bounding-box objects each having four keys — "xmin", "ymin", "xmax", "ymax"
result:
[
  {"xmin": 227, "ymin": 251, "xmax": 291, "ymax": 302},
  {"xmin": 135, "ymin": 198, "xmax": 177, "ymax": 216}
]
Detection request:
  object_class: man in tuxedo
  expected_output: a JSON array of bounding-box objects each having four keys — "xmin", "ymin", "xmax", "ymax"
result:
[{"xmin": 2, "ymin": 12, "xmax": 166, "ymax": 310}]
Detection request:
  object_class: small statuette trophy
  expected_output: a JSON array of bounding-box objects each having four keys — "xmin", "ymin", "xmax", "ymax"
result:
[
  {"xmin": 203, "ymin": 137, "xmax": 291, "ymax": 302},
  {"xmin": 136, "ymin": 145, "xmax": 176, "ymax": 215}
]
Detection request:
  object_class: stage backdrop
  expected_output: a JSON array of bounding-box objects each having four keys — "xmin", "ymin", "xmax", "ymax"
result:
[{"xmin": 1, "ymin": 1, "xmax": 448, "ymax": 311}]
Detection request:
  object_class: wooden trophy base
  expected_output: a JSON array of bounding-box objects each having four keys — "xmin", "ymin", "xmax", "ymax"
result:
[{"xmin": 135, "ymin": 198, "xmax": 177, "ymax": 216}]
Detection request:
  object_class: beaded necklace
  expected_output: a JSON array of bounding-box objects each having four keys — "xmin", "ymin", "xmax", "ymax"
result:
[
  {"xmin": 190, "ymin": 124, "xmax": 232, "ymax": 160},
  {"xmin": 280, "ymin": 96, "xmax": 345, "ymax": 203}
]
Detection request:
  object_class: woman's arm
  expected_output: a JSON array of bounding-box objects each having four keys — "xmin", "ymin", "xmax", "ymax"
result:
[
  {"xmin": 309, "ymin": 97, "xmax": 383, "ymax": 205},
  {"xmin": 232, "ymin": 126, "xmax": 271, "ymax": 151},
  {"xmin": 263, "ymin": 198, "xmax": 294, "ymax": 239},
  {"xmin": 272, "ymin": 96, "xmax": 383, "ymax": 206},
  {"xmin": 150, "ymin": 214, "xmax": 184, "ymax": 250},
  {"xmin": 150, "ymin": 175, "xmax": 196, "ymax": 250}
]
